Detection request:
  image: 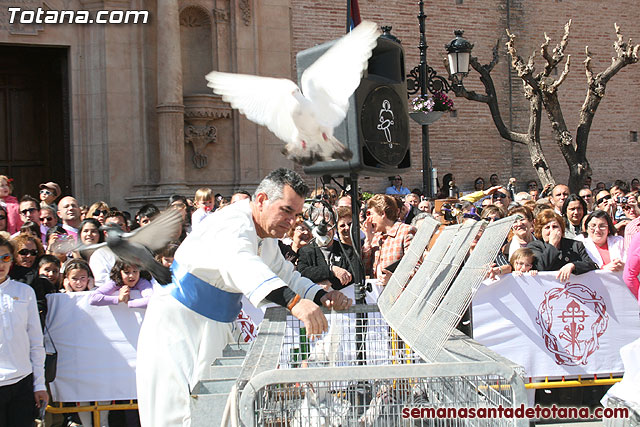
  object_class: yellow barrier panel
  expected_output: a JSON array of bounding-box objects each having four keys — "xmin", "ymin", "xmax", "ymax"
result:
[
  {"xmin": 47, "ymin": 401, "xmax": 138, "ymax": 426},
  {"xmin": 525, "ymin": 374, "xmax": 622, "ymax": 389}
]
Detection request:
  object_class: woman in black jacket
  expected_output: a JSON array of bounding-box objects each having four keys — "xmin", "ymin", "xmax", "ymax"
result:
[{"xmin": 527, "ymin": 209, "xmax": 598, "ymax": 281}]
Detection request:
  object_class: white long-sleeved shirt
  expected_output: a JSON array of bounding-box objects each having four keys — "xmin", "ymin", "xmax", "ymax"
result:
[
  {"xmin": 172, "ymin": 199, "xmax": 324, "ymax": 309},
  {"xmin": 0, "ymin": 278, "xmax": 46, "ymax": 391},
  {"xmin": 89, "ymin": 246, "xmax": 117, "ymax": 288}
]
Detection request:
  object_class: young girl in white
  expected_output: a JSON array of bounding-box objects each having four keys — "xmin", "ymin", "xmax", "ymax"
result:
[
  {"xmin": 190, "ymin": 187, "xmax": 214, "ymax": 229},
  {"xmin": 89, "ymin": 260, "xmax": 153, "ymax": 309}
]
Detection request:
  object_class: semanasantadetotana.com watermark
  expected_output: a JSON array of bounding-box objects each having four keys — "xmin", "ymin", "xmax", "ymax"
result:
[{"xmin": 7, "ymin": 7, "xmax": 149, "ymax": 24}]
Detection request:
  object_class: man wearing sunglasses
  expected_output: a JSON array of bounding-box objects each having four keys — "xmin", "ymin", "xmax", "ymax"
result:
[
  {"xmin": 489, "ymin": 187, "xmax": 511, "ymax": 210},
  {"xmin": 17, "ymin": 196, "xmax": 46, "ymax": 242},
  {"xmin": 579, "ymin": 188, "xmax": 594, "ymax": 212}
]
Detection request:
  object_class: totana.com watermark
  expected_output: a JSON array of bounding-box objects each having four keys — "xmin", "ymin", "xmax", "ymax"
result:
[{"xmin": 7, "ymin": 7, "xmax": 149, "ymax": 24}]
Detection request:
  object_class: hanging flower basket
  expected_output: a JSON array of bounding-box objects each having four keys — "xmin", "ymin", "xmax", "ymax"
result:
[{"xmin": 409, "ymin": 110, "xmax": 445, "ymax": 125}]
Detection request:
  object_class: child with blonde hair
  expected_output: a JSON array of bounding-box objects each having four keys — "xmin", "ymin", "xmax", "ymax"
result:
[
  {"xmin": 509, "ymin": 248, "xmax": 538, "ymax": 276},
  {"xmin": 191, "ymin": 187, "xmax": 214, "ymax": 228}
]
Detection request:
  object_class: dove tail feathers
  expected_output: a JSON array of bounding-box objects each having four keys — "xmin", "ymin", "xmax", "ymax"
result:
[{"xmin": 149, "ymin": 263, "xmax": 172, "ymax": 285}]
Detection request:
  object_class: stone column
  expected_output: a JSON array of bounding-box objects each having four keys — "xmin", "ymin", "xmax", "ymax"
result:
[{"xmin": 156, "ymin": 0, "xmax": 186, "ymax": 189}]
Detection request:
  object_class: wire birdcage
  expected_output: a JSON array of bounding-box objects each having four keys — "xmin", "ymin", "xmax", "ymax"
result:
[{"xmin": 235, "ymin": 305, "xmax": 528, "ymax": 426}]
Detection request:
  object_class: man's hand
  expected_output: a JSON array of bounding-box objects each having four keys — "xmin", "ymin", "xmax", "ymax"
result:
[
  {"xmin": 34, "ymin": 390, "xmax": 48, "ymax": 408},
  {"xmin": 331, "ymin": 266, "xmax": 352, "ymax": 286},
  {"xmin": 320, "ymin": 290, "xmax": 352, "ymax": 311},
  {"xmin": 483, "ymin": 186, "xmax": 502, "ymax": 196},
  {"xmin": 290, "ymin": 299, "xmax": 328, "ymax": 337}
]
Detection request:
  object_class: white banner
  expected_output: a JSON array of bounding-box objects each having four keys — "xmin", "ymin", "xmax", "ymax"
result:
[
  {"xmin": 45, "ymin": 292, "xmax": 144, "ymax": 402},
  {"xmin": 473, "ymin": 271, "xmax": 640, "ymax": 378}
]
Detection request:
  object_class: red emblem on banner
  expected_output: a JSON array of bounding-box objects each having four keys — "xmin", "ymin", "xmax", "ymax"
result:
[{"xmin": 536, "ymin": 283, "xmax": 609, "ymax": 365}]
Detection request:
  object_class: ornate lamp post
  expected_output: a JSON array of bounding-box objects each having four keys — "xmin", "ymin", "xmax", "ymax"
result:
[{"xmin": 406, "ymin": 1, "xmax": 473, "ymax": 197}]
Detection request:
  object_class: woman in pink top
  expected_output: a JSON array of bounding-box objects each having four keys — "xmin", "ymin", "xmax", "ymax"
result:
[
  {"xmin": 577, "ymin": 210, "xmax": 625, "ymax": 271},
  {"xmin": 89, "ymin": 260, "xmax": 153, "ymax": 308}
]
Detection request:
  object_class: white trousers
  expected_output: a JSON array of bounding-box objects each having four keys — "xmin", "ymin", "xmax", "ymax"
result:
[{"xmin": 136, "ymin": 293, "xmax": 233, "ymax": 426}]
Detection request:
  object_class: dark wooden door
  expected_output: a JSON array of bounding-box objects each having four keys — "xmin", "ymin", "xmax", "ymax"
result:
[{"xmin": 0, "ymin": 45, "xmax": 70, "ymax": 200}]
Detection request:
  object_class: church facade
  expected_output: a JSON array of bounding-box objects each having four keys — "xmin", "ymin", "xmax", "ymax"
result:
[{"xmin": 1, "ymin": 0, "xmax": 638, "ymax": 209}]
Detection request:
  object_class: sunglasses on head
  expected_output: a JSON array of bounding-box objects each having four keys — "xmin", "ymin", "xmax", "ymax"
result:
[
  {"xmin": 0, "ymin": 253, "xmax": 12, "ymax": 263},
  {"xmin": 20, "ymin": 208, "xmax": 38, "ymax": 215},
  {"xmin": 92, "ymin": 209, "xmax": 109, "ymax": 216},
  {"xmin": 596, "ymin": 195, "xmax": 612, "ymax": 205},
  {"xmin": 18, "ymin": 249, "xmax": 38, "ymax": 256}
]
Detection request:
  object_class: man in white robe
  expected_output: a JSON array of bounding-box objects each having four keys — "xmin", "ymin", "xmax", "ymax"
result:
[{"xmin": 136, "ymin": 168, "xmax": 351, "ymax": 426}]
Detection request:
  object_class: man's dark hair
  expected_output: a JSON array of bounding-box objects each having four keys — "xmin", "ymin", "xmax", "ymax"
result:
[
  {"xmin": 254, "ymin": 168, "xmax": 309, "ymax": 200},
  {"xmin": 105, "ymin": 210, "xmax": 127, "ymax": 224},
  {"xmin": 20, "ymin": 195, "xmax": 40, "ymax": 206},
  {"xmin": 136, "ymin": 203, "xmax": 160, "ymax": 221},
  {"xmin": 38, "ymin": 254, "xmax": 61, "ymax": 269}
]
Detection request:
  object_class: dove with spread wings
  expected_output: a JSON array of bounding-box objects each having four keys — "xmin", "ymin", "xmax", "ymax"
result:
[
  {"xmin": 71, "ymin": 209, "xmax": 183, "ymax": 285},
  {"xmin": 205, "ymin": 21, "xmax": 380, "ymax": 166}
]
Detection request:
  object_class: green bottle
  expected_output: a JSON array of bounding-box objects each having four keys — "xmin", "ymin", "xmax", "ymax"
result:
[{"xmin": 300, "ymin": 327, "xmax": 309, "ymax": 360}]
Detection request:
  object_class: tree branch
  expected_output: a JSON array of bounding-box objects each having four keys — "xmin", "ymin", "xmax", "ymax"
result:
[
  {"xmin": 506, "ymin": 29, "xmax": 540, "ymax": 91},
  {"xmin": 541, "ymin": 20, "xmax": 572, "ymax": 77},
  {"xmin": 576, "ymin": 24, "xmax": 640, "ymax": 164}
]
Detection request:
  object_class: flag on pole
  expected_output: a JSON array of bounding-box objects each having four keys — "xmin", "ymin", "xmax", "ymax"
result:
[{"xmin": 347, "ymin": 0, "xmax": 361, "ymax": 31}]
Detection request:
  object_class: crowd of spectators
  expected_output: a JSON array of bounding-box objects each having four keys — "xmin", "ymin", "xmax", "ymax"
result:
[{"xmin": 1, "ymin": 171, "xmax": 640, "ymax": 426}]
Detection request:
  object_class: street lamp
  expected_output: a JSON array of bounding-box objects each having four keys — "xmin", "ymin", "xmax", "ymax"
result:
[
  {"xmin": 445, "ymin": 30, "xmax": 474, "ymax": 85},
  {"xmin": 406, "ymin": 1, "xmax": 473, "ymax": 198}
]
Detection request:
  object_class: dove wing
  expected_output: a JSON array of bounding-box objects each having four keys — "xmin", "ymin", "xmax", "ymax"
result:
[
  {"xmin": 126, "ymin": 208, "xmax": 183, "ymax": 252},
  {"xmin": 206, "ymin": 72, "xmax": 300, "ymax": 144},
  {"xmin": 300, "ymin": 21, "xmax": 380, "ymax": 128}
]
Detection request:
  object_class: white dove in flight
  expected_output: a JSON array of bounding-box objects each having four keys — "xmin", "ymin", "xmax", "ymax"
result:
[{"xmin": 205, "ymin": 21, "xmax": 380, "ymax": 166}]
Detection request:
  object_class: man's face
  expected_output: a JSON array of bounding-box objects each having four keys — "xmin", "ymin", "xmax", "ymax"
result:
[
  {"xmin": 584, "ymin": 176, "xmax": 592, "ymax": 188},
  {"xmin": 405, "ymin": 194, "xmax": 419, "ymax": 207},
  {"xmin": 550, "ymin": 185, "xmax": 570, "ymax": 210},
  {"xmin": 105, "ymin": 216, "xmax": 127, "ymax": 232},
  {"xmin": 489, "ymin": 175, "xmax": 499, "ymax": 186},
  {"xmin": 491, "ymin": 188, "xmax": 510, "ymax": 208},
  {"xmin": 418, "ymin": 200, "xmax": 431, "ymax": 212},
  {"xmin": 39, "ymin": 209, "xmax": 57, "ymax": 228},
  {"xmin": 57, "ymin": 197, "xmax": 80, "ymax": 224},
  {"xmin": 579, "ymin": 189, "xmax": 593, "ymax": 209},
  {"xmin": 392, "ymin": 176, "xmax": 403, "ymax": 187},
  {"xmin": 256, "ymin": 185, "xmax": 304, "ymax": 239},
  {"xmin": 19, "ymin": 201, "xmax": 40, "ymax": 223}
]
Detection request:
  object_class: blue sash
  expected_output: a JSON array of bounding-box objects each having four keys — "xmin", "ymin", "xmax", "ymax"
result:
[{"xmin": 169, "ymin": 261, "xmax": 242, "ymax": 322}]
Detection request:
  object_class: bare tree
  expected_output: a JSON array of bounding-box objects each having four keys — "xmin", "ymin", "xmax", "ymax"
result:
[{"xmin": 447, "ymin": 21, "xmax": 639, "ymax": 193}]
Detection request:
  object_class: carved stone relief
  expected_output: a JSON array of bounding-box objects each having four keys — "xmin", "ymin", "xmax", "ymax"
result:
[
  {"xmin": 184, "ymin": 123, "xmax": 217, "ymax": 169},
  {"xmin": 239, "ymin": 0, "xmax": 250, "ymax": 25},
  {"xmin": 0, "ymin": 0, "xmax": 45, "ymax": 34},
  {"xmin": 179, "ymin": 6, "xmax": 211, "ymax": 27}
]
